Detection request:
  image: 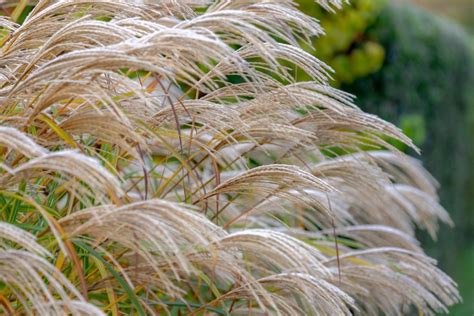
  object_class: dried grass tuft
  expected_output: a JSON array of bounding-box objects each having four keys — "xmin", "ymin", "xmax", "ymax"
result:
[{"xmin": 0, "ymin": 0, "xmax": 460, "ymax": 314}]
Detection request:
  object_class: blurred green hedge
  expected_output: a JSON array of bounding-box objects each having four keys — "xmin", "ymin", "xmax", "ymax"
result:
[
  {"xmin": 344, "ymin": 1, "xmax": 474, "ymax": 255},
  {"xmin": 218, "ymin": 0, "xmax": 474, "ymax": 312},
  {"xmin": 304, "ymin": 2, "xmax": 474, "ymax": 314}
]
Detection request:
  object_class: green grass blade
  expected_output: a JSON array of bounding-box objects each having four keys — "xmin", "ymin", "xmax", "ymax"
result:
[{"xmin": 74, "ymin": 240, "xmax": 146, "ymax": 316}]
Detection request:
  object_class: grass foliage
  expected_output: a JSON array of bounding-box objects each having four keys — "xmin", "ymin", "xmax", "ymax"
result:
[{"xmin": 0, "ymin": 0, "xmax": 461, "ymax": 315}]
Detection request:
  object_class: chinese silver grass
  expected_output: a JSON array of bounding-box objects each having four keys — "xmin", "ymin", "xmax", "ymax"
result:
[{"xmin": 0, "ymin": 0, "xmax": 460, "ymax": 315}]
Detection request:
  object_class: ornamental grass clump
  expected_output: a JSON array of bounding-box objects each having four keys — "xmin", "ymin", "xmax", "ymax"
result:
[{"xmin": 0, "ymin": 0, "xmax": 460, "ymax": 315}]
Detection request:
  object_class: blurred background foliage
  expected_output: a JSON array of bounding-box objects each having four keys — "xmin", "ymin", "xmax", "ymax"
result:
[
  {"xmin": 296, "ymin": 0, "xmax": 386, "ymax": 85},
  {"xmin": 411, "ymin": 0, "xmax": 474, "ymax": 35},
  {"xmin": 296, "ymin": 0, "xmax": 474, "ymax": 314}
]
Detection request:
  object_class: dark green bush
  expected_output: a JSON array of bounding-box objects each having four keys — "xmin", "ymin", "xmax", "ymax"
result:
[{"xmin": 342, "ymin": 4, "xmax": 474, "ymax": 314}]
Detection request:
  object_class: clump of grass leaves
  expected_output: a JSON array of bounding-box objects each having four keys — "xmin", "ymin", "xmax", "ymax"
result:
[{"xmin": 0, "ymin": 0, "xmax": 460, "ymax": 315}]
